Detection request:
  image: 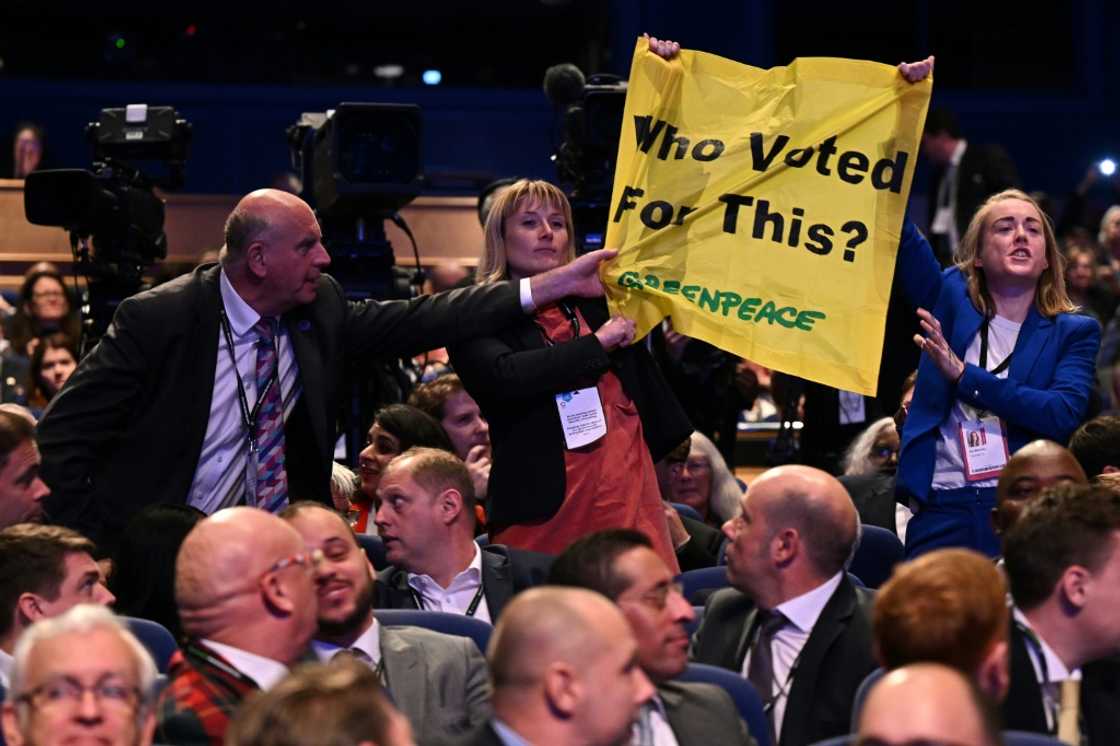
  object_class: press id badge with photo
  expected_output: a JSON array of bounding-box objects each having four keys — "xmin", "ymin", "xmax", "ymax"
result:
[
  {"xmin": 958, "ymin": 415, "xmax": 1009, "ymax": 481},
  {"xmin": 555, "ymin": 387, "xmax": 607, "ymax": 449}
]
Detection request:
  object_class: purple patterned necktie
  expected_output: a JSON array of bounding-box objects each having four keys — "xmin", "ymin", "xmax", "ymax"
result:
[{"xmin": 253, "ymin": 317, "xmax": 288, "ymax": 511}]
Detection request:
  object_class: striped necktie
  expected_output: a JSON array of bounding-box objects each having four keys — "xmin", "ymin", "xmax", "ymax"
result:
[{"xmin": 253, "ymin": 318, "xmax": 288, "ymax": 511}]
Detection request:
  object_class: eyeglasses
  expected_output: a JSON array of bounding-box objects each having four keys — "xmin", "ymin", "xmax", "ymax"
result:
[
  {"xmin": 265, "ymin": 548, "xmax": 324, "ymax": 576},
  {"xmin": 870, "ymin": 446, "xmax": 899, "ymax": 460},
  {"xmin": 668, "ymin": 459, "xmax": 710, "ymax": 476},
  {"xmin": 18, "ymin": 676, "xmax": 141, "ymax": 713},
  {"xmin": 628, "ymin": 581, "xmax": 686, "ymax": 611},
  {"xmin": 32, "ymin": 290, "xmax": 66, "ymax": 301}
]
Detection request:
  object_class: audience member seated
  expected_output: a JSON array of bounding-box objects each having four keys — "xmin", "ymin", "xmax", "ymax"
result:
[
  {"xmin": 1066, "ymin": 245, "xmax": 1114, "ymax": 323},
  {"xmin": 655, "ymin": 439, "xmax": 725, "ymax": 571},
  {"xmin": 107, "ymin": 504, "xmax": 205, "ymax": 641},
  {"xmin": 464, "ymin": 586, "xmax": 653, "ymax": 746},
  {"xmin": 839, "ymin": 416, "xmax": 912, "ymax": 540},
  {"xmin": 1001, "ymin": 482, "xmax": 1120, "ymax": 742},
  {"xmin": 26, "ymin": 333, "xmax": 78, "ymax": 419},
  {"xmin": 873, "ymin": 548, "xmax": 1009, "ymax": 701},
  {"xmin": 225, "ymin": 656, "xmax": 416, "ymax": 746},
  {"xmin": 156, "ymin": 508, "xmax": 321, "ymax": 745},
  {"xmin": 372, "ymin": 448, "xmax": 551, "ymax": 622},
  {"xmin": 9, "ymin": 123, "xmax": 45, "ymax": 180},
  {"xmin": 354, "ymin": 404, "xmax": 453, "ymax": 534},
  {"xmin": 0, "ymin": 605, "xmax": 158, "ymax": 746},
  {"xmin": 992, "ymin": 440, "xmax": 1087, "ymax": 540},
  {"xmin": 0, "ymin": 524, "xmax": 115, "ymax": 687},
  {"xmin": 1068, "ymin": 414, "xmax": 1120, "ymax": 479},
  {"xmin": 281, "ymin": 501, "xmax": 491, "ymax": 743},
  {"xmin": 448, "ymin": 178, "xmax": 691, "ymax": 570},
  {"xmin": 409, "ymin": 374, "xmax": 493, "ymax": 503},
  {"xmin": 549, "ymin": 530, "xmax": 755, "ymax": 745},
  {"xmin": 857, "ymin": 664, "xmax": 1003, "ymax": 746},
  {"xmin": 662, "ymin": 431, "xmax": 742, "ymax": 528},
  {"xmin": 6, "ymin": 265, "xmax": 81, "ymax": 360},
  {"xmin": 329, "ymin": 461, "xmax": 360, "ymax": 523},
  {"xmin": 692, "ymin": 465, "xmax": 875, "ymax": 746},
  {"xmin": 0, "ymin": 409, "xmax": 50, "ymax": 529}
]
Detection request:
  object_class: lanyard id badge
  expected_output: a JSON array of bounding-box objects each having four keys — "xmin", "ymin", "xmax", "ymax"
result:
[
  {"xmin": 958, "ymin": 416, "xmax": 1009, "ymax": 481},
  {"xmin": 555, "ymin": 387, "xmax": 607, "ymax": 449}
]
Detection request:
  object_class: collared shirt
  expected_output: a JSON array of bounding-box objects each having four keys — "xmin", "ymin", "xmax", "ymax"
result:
[
  {"xmin": 200, "ymin": 639, "xmax": 289, "ymax": 692},
  {"xmin": 0, "ymin": 647, "xmax": 12, "ymax": 688},
  {"xmin": 742, "ymin": 571, "xmax": 844, "ymax": 739},
  {"xmin": 311, "ymin": 617, "xmax": 383, "ymax": 668},
  {"xmin": 1013, "ymin": 607, "xmax": 1082, "ymax": 732},
  {"xmin": 187, "ymin": 270, "xmax": 302, "ymax": 513},
  {"xmin": 932, "ymin": 139, "xmax": 969, "ymax": 250},
  {"xmin": 630, "ymin": 694, "xmax": 679, "ymax": 746},
  {"xmin": 406, "ymin": 542, "xmax": 491, "ymax": 623},
  {"xmin": 492, "ymin": 718, "xmax": 534, "ymax": 746}
]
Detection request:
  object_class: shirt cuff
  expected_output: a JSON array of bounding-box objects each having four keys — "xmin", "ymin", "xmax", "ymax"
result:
[{"xmin": 519, "ymin": 277, "xmax": 537, "ymax": 313}]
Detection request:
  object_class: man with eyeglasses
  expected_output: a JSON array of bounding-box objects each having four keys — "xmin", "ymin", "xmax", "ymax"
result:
[
  {"xmin": 281, "ymin": 501, "xmax": 491, "ymax": 744},
  {"xmin": 550, "ymin": 529, "xmax": 755, "ymax": 746},
  {"xmin": 1, "ymin": 604, "xmax": 158, "ymax": 746},
  {"xmin": 156, "ymin": 507, "xmax": 322, "ymax": 746},
  {"xmin": 856, "ymin": 663, "xmax": 1003, "ymax": 746}
]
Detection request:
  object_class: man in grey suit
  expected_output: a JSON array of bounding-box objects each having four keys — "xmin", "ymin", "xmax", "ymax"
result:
[
  {"xmin": 550, "ymin": 529, "xmax": 755, "ymax": 746},
  {"xmin": 282, "ymin": 501, "xmax": 490, "ymax": 744}
]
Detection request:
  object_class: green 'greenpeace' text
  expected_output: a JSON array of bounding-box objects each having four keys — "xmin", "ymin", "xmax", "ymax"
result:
[{"xmin": 618, "ymin": 271, "xmax": 826, "ymax": 332}]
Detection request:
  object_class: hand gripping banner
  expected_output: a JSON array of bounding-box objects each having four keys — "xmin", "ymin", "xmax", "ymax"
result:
[{"xmin": 603, "ymin": 38, "xmax": 931, "ymax": 395}]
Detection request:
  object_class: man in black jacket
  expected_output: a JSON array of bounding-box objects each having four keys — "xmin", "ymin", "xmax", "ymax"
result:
[{"xmin": 691, "ymin": 465, "xmax": 875, "ymax": 746}]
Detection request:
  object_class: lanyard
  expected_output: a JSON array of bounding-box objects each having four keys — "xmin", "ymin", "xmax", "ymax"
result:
[
  {"xmin": 410, "ymin": 582, "xmax": 485, "ymax": 617},
  {"xmin": 535, "ymin": 302, "xmax": 581, "ymax": 347},
  {"xmin": 1016, "ymin": 621, "xmax": 1061, "ymax": 731},
  {"xmin": 979, "ymin": 318, "xmax": 1013, "ymax": 375},
  {"xmin": 219, "ymin": 308, "xmax": 279, "ymax": 451}
]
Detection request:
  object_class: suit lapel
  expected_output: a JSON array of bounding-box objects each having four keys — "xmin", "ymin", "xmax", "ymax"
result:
[
  {"xmin": 481, "ymin": 548, "xmax": 513, "ymax": 619},
  {"xmin": 733, "ymin": 607, "xmax": 760, "ymax": 671},
  {"xmin": 657, "ymin": 681, "xmax": 687, "ymax": 735},
  {"xmin": 779, "ymin": 581, "xmax": 855, "ymax": 746},
  {"xmin": 1008, "ymin": 307, "xmax": 1052, "ymax": 384},
  {"xmin": 283, "ymin": 307, "xmax": 328, "ymax": 459},
  {"xmin": 380, "ymin": 626, "xmax": 427, "ymax": 726},
  {"xmin": 1003, "ymin": 623, "xmax": 1050, "ymax": 733}
]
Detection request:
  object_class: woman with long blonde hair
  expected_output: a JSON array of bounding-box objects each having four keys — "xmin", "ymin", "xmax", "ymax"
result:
[{"xmin": 896, "ymin": 189, "xmax": 1099, "ymax": 558}]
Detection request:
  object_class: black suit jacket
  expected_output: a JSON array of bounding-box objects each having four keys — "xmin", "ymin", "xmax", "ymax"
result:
[
  {"xmin": 677, "ymin": 514, "xmax": 725, "ymax": 571},
  {"xmin": 1002, "ymin": 621, "xmax": 1120, "ymax": 744},
  {"xmin": 928, "ymin": 142, "xmax": 1020, "ymax": 239},
  {"xmin": 38, "ymin": 265, "xmax": 521, "ymax": 549},
  {"xmin": 374, "ymin": 544, "xmax": 553, "ymax": 621},
  {"xmin": 691, "ymin": 577, "xmax": 877, "ymax": 746},
  {"xmin": 448, "ymin": 296, "xmax": 692, "ymax": 527}
]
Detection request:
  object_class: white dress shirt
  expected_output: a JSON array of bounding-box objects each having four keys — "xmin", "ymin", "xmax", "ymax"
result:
[
  {"xmin": 1013, "ymin": 607, "xmax": 1081, "ymax": 731},
  {"xmin": 187, "ymin": 270, "xmax": 302, "ymax": 513},
  {"xmin": 742, "ymin": 571, "xmax": 844, "ymax": 739},
  {"xmin": 491, "ymin": 719, "xmax": 533, "ymax": 746},
  {"xmin": 0, "ymin": 647, "xmax": 12, "ymax": 689},
  {"xmin": 630, "ymin": 694, "xmax": 679, "ymax": 746},
  {"xmin": 200, "ymin": 639, "xmax": 289, "ymax": 692},
  {"xmin": 311, "ymin": 617, "xmax": 383, "ymax": 668},
  {"xmin": 406, "ymin": 542, "xmax": 492, "ymax": 623}
]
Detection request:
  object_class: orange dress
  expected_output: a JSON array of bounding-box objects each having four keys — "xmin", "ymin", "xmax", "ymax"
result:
[{"xmin": 492, "ymin": 304, "xmax": 679, "ymax": 572}]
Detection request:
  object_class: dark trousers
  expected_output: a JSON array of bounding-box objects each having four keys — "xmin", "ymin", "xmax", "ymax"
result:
[{"xmin": 904, "ymin": 485, "xmax": 999, "ymax": 559}]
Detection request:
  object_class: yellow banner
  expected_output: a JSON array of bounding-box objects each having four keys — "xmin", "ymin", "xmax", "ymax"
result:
[{"xmin": 603, "ymin": 38, "xmax": 931, "ymax": 395}]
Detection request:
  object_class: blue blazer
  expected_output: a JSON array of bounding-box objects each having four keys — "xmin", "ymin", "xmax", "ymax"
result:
[{"xmin": 894, "ymin": 220, "xmax": 1101, "ymax": 503}]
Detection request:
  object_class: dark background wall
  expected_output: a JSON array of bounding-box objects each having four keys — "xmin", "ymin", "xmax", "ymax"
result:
[{"xmin": 2, "ymin": 1, "xmax": 1118, "ymax": 213}]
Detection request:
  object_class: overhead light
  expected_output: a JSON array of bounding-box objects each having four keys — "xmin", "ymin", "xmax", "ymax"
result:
[
  {"xmin": 422, "ymin": 69, "xmax": 442, "ymax": 85},
  {"xmin": 374, "ymin": 64, "xmax": 404, "ymax": 80}
]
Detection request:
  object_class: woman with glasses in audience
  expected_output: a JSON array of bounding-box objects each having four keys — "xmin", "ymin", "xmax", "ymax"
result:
[
  {"xmin": 6, "ymin": 263, "xmax": 82, "ymax": 357},
  {"xmin": 449, "ymin": 179, "xmax": 691, "ymax": 570}
]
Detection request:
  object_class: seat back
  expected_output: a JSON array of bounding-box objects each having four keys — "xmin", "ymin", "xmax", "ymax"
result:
[
  {"xmin": 122, "ymin": 616, "xmax": 179, "ymax": 674},
  {"xmin": 356, "ymin": 534, "xmax": 388, "ymax": 570},
  {"xmin": 848, "ymin": 525, "xmax": 904, "ymax": 589},
  {"xmin": 849, "ymin": 667, "xmax": 885, "ymax": 731},
  {"xmin": 373, "ymin": 609, "xmax": 492, "ymax": 655},
  {"xmin": 671, "ymin": 502, "xmax": 704, "ymax": 522},
  {"xmin": 679, "ymin": 566, "xmax": 730, "ymax": 604},
  {"xmin": 676, "ymin": 662, "xmax": 771, "ymax": 746}
]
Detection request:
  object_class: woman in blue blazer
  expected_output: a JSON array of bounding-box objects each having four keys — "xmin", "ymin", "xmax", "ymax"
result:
[{"xmin": 895, "ymin": 189, "xmax": 1100, "ymax": 557}]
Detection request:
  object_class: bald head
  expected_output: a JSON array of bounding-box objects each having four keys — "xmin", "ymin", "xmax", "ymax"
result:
[
  {"xmin": 176, "ymin": 507, "xmax": 316, "ymax": 655},
  {"xmin": 755, "ymin": 465, "xmax": 858, "ymax": 575},
  {"xmin": 222, "ymin": 189, "xmax": 313, "ymax": 266},
  {"xmin": 489, "ymin": 587, "xmax": 627, "ymax": 690},
  {"xmin": 994, "ymin": 440, "xmax": 1087, "ymax": 536},
  {"xmin": 859, "ymin": 664, "xmax": 1002, "ymax": 746}
]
